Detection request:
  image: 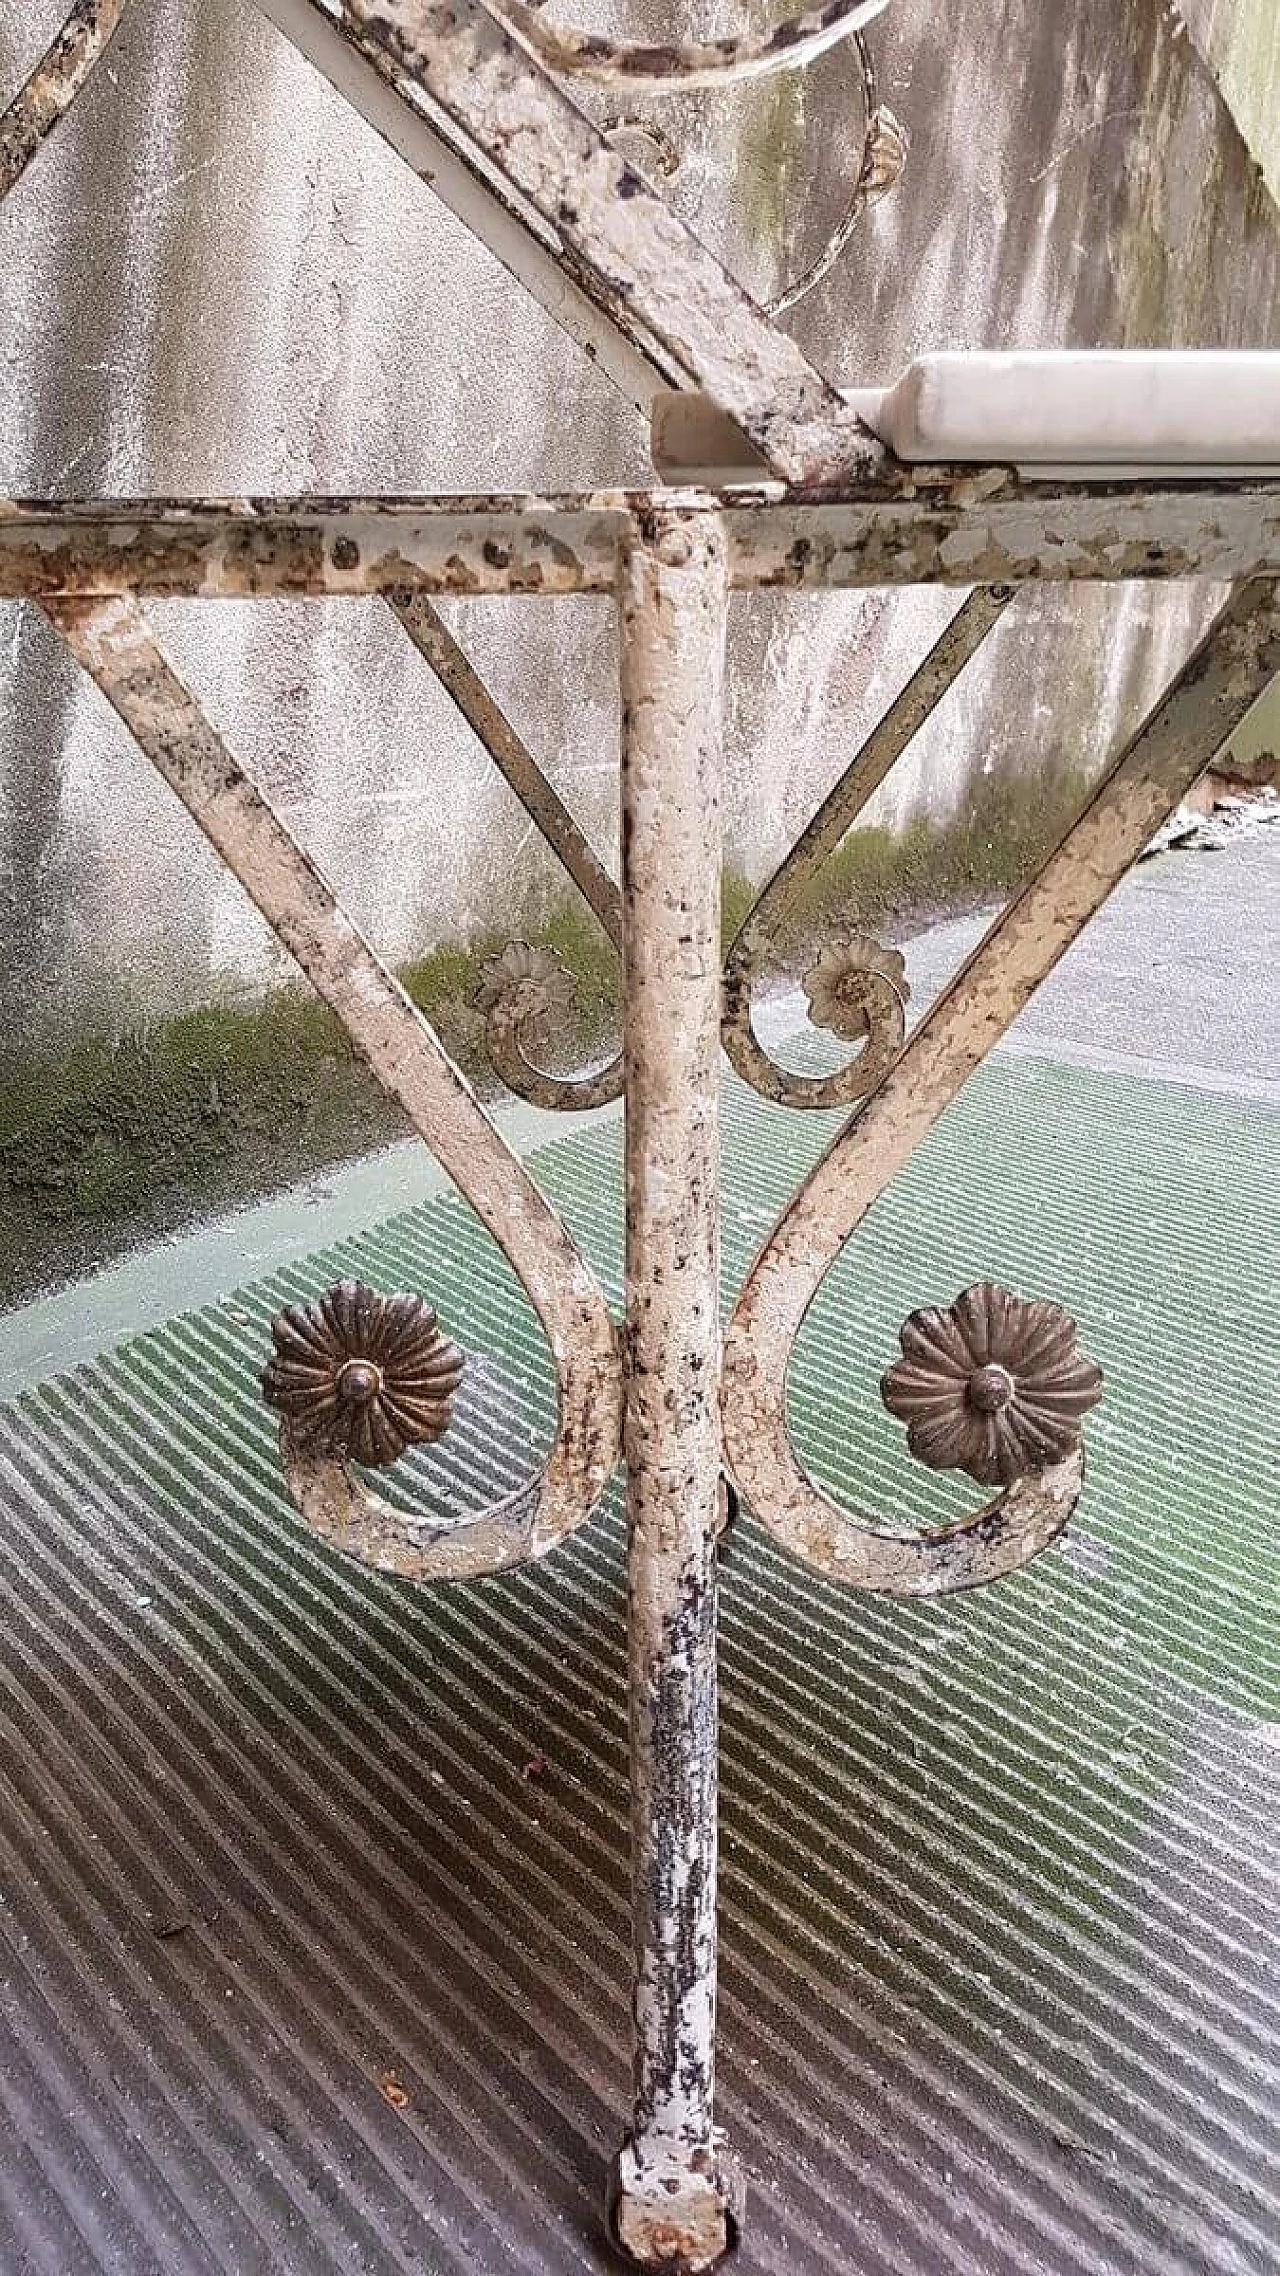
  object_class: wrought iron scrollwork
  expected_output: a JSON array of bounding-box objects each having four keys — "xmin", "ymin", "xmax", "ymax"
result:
[
  {"xmin": 721, "ymin": 588, "xmax": 1011, "ymax": 1110},
  {"xmin": 765, "ymin": 45, "xmax": 907, "ymax": 317},
  {"xmin": 400, "ymin": 593, "xmax": 1008, "ymax": 1118},
  {"xmin": 43, "ymin": 592, "xmax": 623, "ymax": 1584},
  {"xmin": 502, "ymin": 0, "xmax": 907, "ymax": 317},
  {"xmin": 602, "ymin": 115, "xmax": 679, "ymax": 180},
  {"xmin": 803, "ymin": 934, "xmax": 908, "ymax": 1042},
  {"xmin": 473, "ymin": 941, "xmax": 624, "ymax": 1111},
  {"xmin": 724, "ymin": 926, "xmax": 909, "ymax": 1108},
  {"xmin": 389, "ymin": 591, "xmax": 626, "ymax": 1113},
  {"xmin": 722, "ymin": 580, "xmax": 1280, "ymax": 1597}
]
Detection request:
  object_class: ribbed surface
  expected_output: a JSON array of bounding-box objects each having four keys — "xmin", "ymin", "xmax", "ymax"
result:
[{"xmin": 0, "ymin": 1057, "xmax": 1275, "ymax": 2275}]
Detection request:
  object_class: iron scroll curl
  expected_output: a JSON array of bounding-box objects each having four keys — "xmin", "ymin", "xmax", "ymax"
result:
[{"xmin": 43, "ymin": 592, "xmax": 625, "ymax": 1585}]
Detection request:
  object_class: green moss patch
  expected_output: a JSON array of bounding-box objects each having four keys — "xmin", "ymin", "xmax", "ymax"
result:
[
  {"xmin": 771, "ymin": 770, "xmax": 1093, "ymax": 948},
  {"xmin": 0, "ymin": 766, "xmax": 1089, "ymax": 1304}
]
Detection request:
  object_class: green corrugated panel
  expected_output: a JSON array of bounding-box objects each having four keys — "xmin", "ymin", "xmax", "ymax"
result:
[{"xmin": 0, "ymin": 1058, "xmax": 1274, "ymax": 2274}]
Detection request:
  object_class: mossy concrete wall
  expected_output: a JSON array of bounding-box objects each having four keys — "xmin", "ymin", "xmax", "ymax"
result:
[
  {"xmin": 0, "ymin": 770, "xmax": 1091, "ymax": 1302},
  {"xmin": 0, "ymin": 0, "xmax": 1276, "ymax": 1290}
]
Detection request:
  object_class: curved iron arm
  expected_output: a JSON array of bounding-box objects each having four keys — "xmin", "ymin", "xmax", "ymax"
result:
[
  {"xmin": 43, "ymin": 592, "xmax": 623, "ymax": 1582},
  {"xmin": 765, "ymin": 42, "xmax": 906, "ymax": 318},
  {"xmin": 390, "ymin": 591, "xmax": 625, "ymax": 1111},
  {"xmin": 0, "ymin": 0, "xmax": 132, "ymax": 206},
  {"xmin": 474, "ymin": 941, "xmax": 625, "ymax": 1109},
  {"xmin": 725, "ymin": 952, "xmax": 908, "ymax": 1108},
  {"xmin": 721, "ymin": 588, "xmax": 1011, "ymax": 1109},
  {"xmin": 537, "ymin": 19, "xmax": 905, "ymax": 323},
  {"xmin": 722, "ymin": 577, "xmax": 1280, "ymax": 1594},
  {"xmin": 492, "ymin": 1, "xmax": 906, "ymax": 321},
  {"xmin": 490, "ymin": 0, "xmax": 892, "ymax": 91}
]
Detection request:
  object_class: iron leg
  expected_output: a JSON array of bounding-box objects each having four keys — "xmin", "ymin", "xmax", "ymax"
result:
[{"xmin": 608, "ymin": 511, "xmax": 741, "ymax": 2270}]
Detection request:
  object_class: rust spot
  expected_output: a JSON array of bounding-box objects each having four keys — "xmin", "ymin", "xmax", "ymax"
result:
[
  {"xmin": 442, "ymin": 551, "xmax": 481, "ymax": 592},
  {"xmin": 377, "ymin": 2070, "xmax": 410, "ymax": 2111}
]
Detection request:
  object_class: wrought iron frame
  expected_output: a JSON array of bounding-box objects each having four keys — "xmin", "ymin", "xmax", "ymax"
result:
[{"xmin": 4, "ymin": 4, "xmax": 1279, "ymax": 2267}]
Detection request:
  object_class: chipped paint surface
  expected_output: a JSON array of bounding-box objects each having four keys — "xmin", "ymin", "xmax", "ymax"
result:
[
  {"xmin": 39, "ymin": 589, "xmax": 623, "ymax": 1583},
  {"xmin": 4, "ymin": 475, "xmax": 1277, "ymax": 598},
  {"xmin": 0, "ymin": 494, "xmax": 632, "ymax": 596},
  {"xmin": 0, "ymin": 0, "xmax": 131, "ymax": 205},
  {"xmin": 721, "ymin": 578, "xmax": 1280, "ymax": 1594},
  {"xmin": 613, "ymin": 512, "xmax": 739, "ymax": 2268},
  {"xmin": 727, "ymin": 477, "xmax": 1280, "ymax": 585},
  {"xmin": 252, "ymin": 0, "xmax": 682, "ymax": 413}
]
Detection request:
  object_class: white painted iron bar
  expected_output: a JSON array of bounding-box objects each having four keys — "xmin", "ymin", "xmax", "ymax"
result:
[
  {"xmin": 611, "ymin": 511, "xmax": 739, "ymax": 2271},
  {"xmin": 4, "ymin": 476, "xmax": 1278, "ymax": 596}
]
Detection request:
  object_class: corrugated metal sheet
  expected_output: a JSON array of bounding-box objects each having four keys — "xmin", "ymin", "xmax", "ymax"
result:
[{"xmin": 0, "ymin": 1056, "xmax": 1275, "ymax": 2274}]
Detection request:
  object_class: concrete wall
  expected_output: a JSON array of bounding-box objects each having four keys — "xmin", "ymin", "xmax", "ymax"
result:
[
  {"xmin": 1, "ymin": 0, "xmax": 1277, "ymax": 1059},
  {"xmin": 1179, "ymin": 0, "xmax": 1280, "ymax": 194}
]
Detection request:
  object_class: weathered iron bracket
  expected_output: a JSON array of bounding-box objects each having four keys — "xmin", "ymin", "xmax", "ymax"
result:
[
  {"xmin": 6, "ymin": 4, "xmax": 1280, "ymax": 2262},
  {"xmin": 40, "ymin": 590, "xmax": 624, "ymax": 1584},
  {"xmin": 722, "ymin": 576, "xmax": 1280, "ymax": 1597},
  {"xmin": 22, "ymin": 521, "xmax": 1278, "ymax": 2272}
]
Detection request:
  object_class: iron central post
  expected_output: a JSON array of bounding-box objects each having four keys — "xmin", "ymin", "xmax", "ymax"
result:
[{"xmin": 609, "ymin": 511, "xmax": 740, "ymax": 2269}]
